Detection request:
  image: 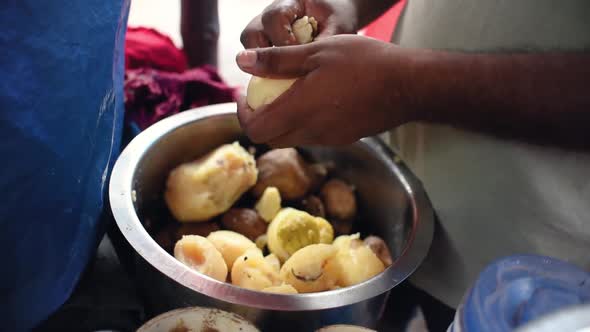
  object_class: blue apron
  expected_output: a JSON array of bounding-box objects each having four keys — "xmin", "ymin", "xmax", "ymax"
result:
[{"xmin": 0, "ymin": 1, "xmax": 130, "ymax": 330}]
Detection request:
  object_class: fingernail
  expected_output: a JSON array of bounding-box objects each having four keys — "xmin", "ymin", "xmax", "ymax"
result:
[{"xmin": 237, "ymin": 50, "xmax": 257, "ymax": 68}]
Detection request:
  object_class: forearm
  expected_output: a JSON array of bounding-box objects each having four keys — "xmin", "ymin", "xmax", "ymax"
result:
[
  {"xmin": 352, "ymin": 0, "xmax": 400, "ymax": 29},
  {"xmin": 181, "ymin": 0, "xmax": 219, "ymax": 67},
  {"xmin": 403, "ymin": 50, "xmax": 590, "ymax": 149}
]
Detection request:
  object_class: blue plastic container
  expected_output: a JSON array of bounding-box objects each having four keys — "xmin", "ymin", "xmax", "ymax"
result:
[{"xmin": 448, "ymin": 255, "xmax": 590, "ymax": 332}]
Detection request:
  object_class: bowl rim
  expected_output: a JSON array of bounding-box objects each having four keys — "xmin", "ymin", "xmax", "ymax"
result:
[{"xmin": 109, "ymin": 102, "xmax": 434, "ymax": 311}]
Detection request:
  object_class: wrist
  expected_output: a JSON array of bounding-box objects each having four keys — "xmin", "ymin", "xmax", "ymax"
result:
[
  {"xmin": 397, "ymin": 48, "xmax": 474, "ymax": 124},
  {"xmin": 382, "ymin": 45, "xmax": 433, "ymax": 124}
]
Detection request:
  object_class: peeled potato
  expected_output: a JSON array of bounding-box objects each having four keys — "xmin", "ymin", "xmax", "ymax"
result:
[
  {"xmin": 292, "ymin": 16, "xmax": 318, "ymax": 44},
  {"xmin": 207, "ymin": 230, "xmax": 258, "ymax": 270},
  {"xmin": 280, "ymin": 244, "xmax": 339, "ymax": 293},
  {"xmin": 255, "ymin": 234, "xmax": 268, "ymax": 250},
  {"xmin": 332, "ymin": 233, "xmax": 363, "ymax": 251},
  {"xmin": 330, "ymin": 235, "xmax": 385, "ymax": 287},
  {"xmin": 267, "ymin": 208, "xmax": 335, "ymax": 262},
  {"xmin": 264, "ymin": 253, "xmax": 281, "ymax": 273},
  {"xmin": 262, "ymin": 283, "xmax": 298, "ymax": 294},
  {"xmin": 165, "ymin": 142, "xmax": 258, "ymax": 222},
  {"xmin": 247, "ymin": 77, "xmax": 297, "ymax": 111},
  {"xmin": 246, "ymin": 16, "xmax": 317, "ymax": 110},
  {"xmin": 255, "ymin": 187, "xmax": 282, "ymax": 222},
  {"xmin": 231, "ymin": 248, "xmax": 281, "ymax": 291},
  {"xmin": 363, "ymin": 236, "xmax": 393, "ymax": 267},
  {"xmin": 174, "ymin": 235, "xmax": 228, "ymax": 282}
]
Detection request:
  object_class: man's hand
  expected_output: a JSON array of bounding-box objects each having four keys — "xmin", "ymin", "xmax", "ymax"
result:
[
  {"xmin": 240, "ymin": 0, "xmax": 399, "ymax": 48},
  {"xmin": 236, "ymin": 35, "xmax": 416, "ymax": 146}
]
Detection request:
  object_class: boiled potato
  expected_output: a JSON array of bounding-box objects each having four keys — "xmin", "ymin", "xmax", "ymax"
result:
[
  {"xmin": 332, "ymin": 233, "xmax": 363, "ymax": 251},
  {"xmin": 246, "ymin": 77, "xmax": 297, "ymax": 111},
  {"xmin": 252, "ymin": 148, "xmax": 313, "ymax": 201},
  {"xmin": 264, "ymin": 253, "xmax": 281, "ymax": 273},
  {"xmin": 156, "ymin": 221, "xmax": 221, "ymax": 253},
  {"xmin": 292, "ymin": 16, "xmax": 318, "ymax": 44},
  {"xmin": 231, "ymin": 248, "xmax": 281, "ymax": 291},
  {"xmin": 255, "ymin": 234, "xmax": 268, "ymax": 250},
  {"xmin": 255, "ymin": 187, "xmax": 282, "ymax": 222},
  {"xmin": 262, "ymin": 284, "xmax": 298, "ymax": 294},
  {"xmin": 207, "ymin": 230, "xmax": 258, "ymax": 270},
  {"xmin": 307, "ymin": 163, "xmax": 330, "ymax": 193},
  {"xmin": 174, "ymin": 235, "xmax": 228, "ymax": 282},
  {"xmin": 330, "ymin": 235, "xmax": 385, "ymax": 287},
  {"xmin": 320, "ymin": 179, "xmax": 357, "ymax": 221},
  {"xmin": 280, "ymin": 244, "xmax": 339, "ymax": 293},
  {"xmin": 165, "ymin": 142, "xmax": 258, "ymax": 222},
  {"xmin": 221, "ymin": 208, "xmax": 267, "ymax": 241},
  {"xmin": 267, "ymin": 208, "xmax": 334, "ymax": 262},
  {"xmin": 364, "ymin": 236, "xmax": 393, "ymax": 267},
  {"xmin": 246, "ymin": 16, "xmax": 317, "ymax": 110},
  {"xmin": 300, "ymin": 195, "xmax": 326, "ymax": 218}
]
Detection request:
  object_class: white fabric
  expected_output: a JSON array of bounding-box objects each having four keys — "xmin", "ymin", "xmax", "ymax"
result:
[{"xmin": 389, "ymin": 0, "xmax": 590, "ymax": 307}]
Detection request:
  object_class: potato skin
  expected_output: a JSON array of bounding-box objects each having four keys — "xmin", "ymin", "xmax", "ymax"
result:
[
  {"xmin": 252, "ymin": 148, "xmax": 312, "ymax": 201},
  {"xmin": 300, "ymin": 195, "xmax": 326, "ymax": 218},
  {"xmin": 221, "ymin": 208, "xmax": 267, "ymax": 241},
  {"xmin": 363, "ymin": 236, "xmax": 393, "ymax": 267},
  {"xmin": 320, "ymin": 179, "xmax": 357, "ymax": 221}
]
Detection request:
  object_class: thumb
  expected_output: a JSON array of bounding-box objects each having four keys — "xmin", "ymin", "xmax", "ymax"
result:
[{"xmin": 235, "ymin": 44, "xmax": 317, "ymax": 79}]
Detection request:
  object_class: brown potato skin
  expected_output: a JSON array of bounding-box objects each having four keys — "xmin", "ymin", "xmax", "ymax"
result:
[
  {"xmin": 363, "ymin": 236, "xmax": 393, "ymax": 267},
  {"xmin": 252, "ymin": 148, "xmax": 312, "ymax": 201},
  {"xmin": 320, "ymin": 179, "xmax": 357, "ymax": 221},
  {"xmin": 221, "ymin": 208, "xmax": 268, "ymax": 241},
  {"xmin": 300, "ymin": 195, "xmax": 326, "ymax": 218}
]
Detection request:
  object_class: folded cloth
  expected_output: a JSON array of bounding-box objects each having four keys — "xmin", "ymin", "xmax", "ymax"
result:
[
  {"xmin": 124, "ymin": 66, "xmax": 236, "ymax": 130},
  {"xmin": 125, "ymin": 27, "xmax": 188, "ymax": 73},
  {"xmin": 124, "ymin": 27, "xmax": 235, "ymax": 132}
]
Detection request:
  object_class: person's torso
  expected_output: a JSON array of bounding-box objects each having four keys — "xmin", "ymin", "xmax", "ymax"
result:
[
  {"xmin": 0, "ymin": 1, "xmax": 130, "ymax": 330},
  {"xmin": 389, "ymin": 0, "xmax": 590, "ymax": 307}
]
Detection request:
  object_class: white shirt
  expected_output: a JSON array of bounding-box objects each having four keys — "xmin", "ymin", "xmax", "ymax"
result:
[{"xmin": 389, "ymin": 0, "xmax": 590, "ymax": 307}]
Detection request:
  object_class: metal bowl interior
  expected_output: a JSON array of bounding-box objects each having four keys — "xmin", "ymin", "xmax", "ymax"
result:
[{"xmin": 109, "ymin": 102, "xmax": 433, "ymax": 312}]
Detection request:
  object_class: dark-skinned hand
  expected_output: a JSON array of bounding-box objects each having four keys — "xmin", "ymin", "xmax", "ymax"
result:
[
  {"xmin": 236, "ymin": 35, "xmax": 418, "ymax": 147},
  {"xmin": 240, "ymin": 0, "xmax": 358, "ymax": 48}
]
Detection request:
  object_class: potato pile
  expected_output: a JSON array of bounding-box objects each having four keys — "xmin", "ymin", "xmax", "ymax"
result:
[{"xmin": 159, "ymin": 142, "xmax": 392, "ymax": 294}]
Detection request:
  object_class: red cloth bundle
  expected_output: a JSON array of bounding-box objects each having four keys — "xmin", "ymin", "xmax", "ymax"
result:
[{"xmin": 124, "ymin": 27, "xmax": 235, "ymax": 130}]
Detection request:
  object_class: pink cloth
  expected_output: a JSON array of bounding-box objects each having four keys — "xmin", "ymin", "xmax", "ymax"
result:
[{"xmin": 124, "ymin": 66, "xmax": 236, "ymax": 130}]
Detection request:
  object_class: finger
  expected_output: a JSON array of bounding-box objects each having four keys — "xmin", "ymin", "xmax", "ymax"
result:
[
  {"xmin": 267, "ymin": 129, "xmax": 317, "ymax": 148},
  {"xmin": 235, "ymin": 44, "xmax": 318, "ymax": 78},
  {"xmin": 261, "ymin": 0, "xmax": 304, "ymax": 46},
  {"xmin": 240, "ymin": 15, "xmax": 272, "ymax": 49},
  {"xmin": 236, "ymin": 95, "xmax": 256, "ymax": 135}
]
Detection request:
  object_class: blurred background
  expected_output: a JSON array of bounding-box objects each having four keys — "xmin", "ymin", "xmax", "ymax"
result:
[{"xmin": 128, "ymin": 0, "xmax": 271, "ymax": 89}]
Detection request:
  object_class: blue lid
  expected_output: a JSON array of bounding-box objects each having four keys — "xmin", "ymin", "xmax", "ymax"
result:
[{"xmin": 461, "ymin": 254, "xmax": 590, "ymax": 332}]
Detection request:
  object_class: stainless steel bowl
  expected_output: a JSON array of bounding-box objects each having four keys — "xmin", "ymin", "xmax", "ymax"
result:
[{"xmin": 109, "ymin": 102, "xmax": 434, "ymax": 331}]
